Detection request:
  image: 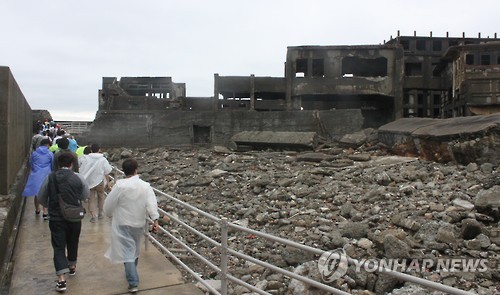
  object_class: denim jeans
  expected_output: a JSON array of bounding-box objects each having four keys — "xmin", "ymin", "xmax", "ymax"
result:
[
  {"xmin": 124, "ymin": 258, "xmax": 139, "ymax": 287},
  {"xmin": 118, "ymin": 225, "xmax": 143, "ymax": 287},
  {"xmin": 49, "ymin": 220, "xmax": 82, "ymax": 275}
]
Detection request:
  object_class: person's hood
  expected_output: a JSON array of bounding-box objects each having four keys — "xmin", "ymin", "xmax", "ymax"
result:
[
  {"xmin": 117, "ymin": 175, "xmax": 148, "ymax": 190},
  {"xmin": 88, "ymin": 153, "xmax": 105, "ymax": 159},
  {"xmin": 36, "ymin": 146, "xmax": 51, "ymax": 155}
]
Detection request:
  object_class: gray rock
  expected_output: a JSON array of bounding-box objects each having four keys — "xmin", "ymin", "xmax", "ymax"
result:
[
  {"xmin": 339, "ymin": 130, "xmax": 368, "ymax": 148},
  {"xmin": 348, "ymin": 153, "xmax": 371, "ymax": 162},
  {"xmin": 480, "ymin": 163, "xmax": 494, "ymax": 174},
  {"xmin": 464, "ymin": 239, "xmax": 482, "ymax": 250},
  {"xmin": 475, "ymin": 186, "xmax": 500, "ymax": 219},
  {"xmin": 357, "ymin": 238, "xmax": 373, "ymax": 249},
  {"xmin": 466, "ymin": 163, "xmax": 479, "ymax": 172},
  {"xmin": 452, "ymin": 198, "xmax": 475, "ymax": 210},
  {"xmin": 288, "ymin": 261, "xmax": 330, "ymax": 295},
  {"xmin": 375, "ymin": 273, "xmax": 401, "ymax": 294},
  {"xmin": 384, "ymin": 234, "xmax": 411, "ymax": 259},
  {"xmin": 296, "ymin": 153, "xmax": 336, "ymax": 163},
  {"xmin": 120, "ymin": 149, "xmax": 133, "ymax": 158},
  {"xmin": 435, "ymin": 225, "xmax": 457, "ymax": 244},
  {"xmin": 374, "ymin": 172, "xmax": 392, "ymax": 186},
  {"xmin": 461, "ymin": 218, "xmax": 483, "ymax": 240},
  {"xmin": 342, "ymin": 222, "xmax": 369, "ymax": 239},
  {"xmin": 475, "ymin": 234, "xmax": 491, "ymax": 249},
  {"xmin": 281, "ymin": 246, "xmax": 314, "ymax": 266}
]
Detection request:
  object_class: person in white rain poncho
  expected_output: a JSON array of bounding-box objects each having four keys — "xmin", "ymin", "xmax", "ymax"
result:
[{"xmin": 103, "ymin": 158, "xmax": 159, "ymax": 293}]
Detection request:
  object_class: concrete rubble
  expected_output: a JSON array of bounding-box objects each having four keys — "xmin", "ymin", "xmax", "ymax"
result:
[
  {"xmin": 378, "ymin": 113, "xmax": 500, "ymax": 165},
  {"xmin": 231, "ymin": 131, "xmax": 319, "ymax": 151},
  {"xmin": 105, "ymin": 132, "xmax": 499, "ymax": 295}
]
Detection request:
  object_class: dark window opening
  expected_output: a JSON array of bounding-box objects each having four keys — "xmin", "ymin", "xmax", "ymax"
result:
[
  {"xmin": 466, "ymin": 54, "xmax": 474, "ymax": 65},
  {"xmin": 403, "ymin": 93, "xmax": 410, "ymax": 105},
  {"xmin": 405, "ymin": 63, "xmax": 422, "ymax": 76},
  {"xmin": 193, "ymin": 125, "xmax": 211, "ymax": 144},
  {"xmin": 432, "ymin": 63, "xmax": 441, "ymax": 77},
  {"xmin": 417, "ymin": 108, "xmax": 424, "ymax": 117},
  {"xmin": 417, "ymin": 94, "xmax": 423, "ymax": 105},
  {"xmin": 497, "ymin": 56, "xmax": 500, "ymax": 65},
  {"xmin": 400, "ymin": 40, "xmax": 410, "ymax": 50},
  {"xmin": 312, "ymin": 59, "xmax": 325, "ymax": 77},
  {"xmin": 341, "ymin": 57, "xmax": 387, "ymax": 77},
  {"xmin": 432, "ymin": 40, "xmax": 442, "ymax": 51},
  {"xmin": 449, "ymin": 40, "xmax": 458, "ymax": 47},
  {"xmin": 433, "ymin": 94, "xmax": 440, "ymax": 105},
  {"xmin": 434, "ymin": 108, "xmax": 440, "ymax": 117},
  {"xmin": 295, "ymin": 59, "xmax": 308, "ymax": 77},
  {"xmin": 403, "ymin": 108, "xmax": 409, "ymax": 117},
  {"xmin": 481, "ymin": 54, "xmax": 490, "ymax": 65},
  {"xmin": 416, "ymin": 40, "xmax": 426, "ymax": 51}
]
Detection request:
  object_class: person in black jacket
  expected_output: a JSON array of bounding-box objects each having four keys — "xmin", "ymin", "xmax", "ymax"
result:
[{"xmin": 39, "ymin": 152, "xmax": 89, "ymax": 292}]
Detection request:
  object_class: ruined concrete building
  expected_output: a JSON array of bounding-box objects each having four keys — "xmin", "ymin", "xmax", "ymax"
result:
[{"xmin": 90, "ymin": 32, "xmax": 500, "ymax": 147}]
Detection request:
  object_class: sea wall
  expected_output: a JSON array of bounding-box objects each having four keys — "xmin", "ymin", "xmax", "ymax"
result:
[{"xmin": 86, "ymin": 109, "xmax": 370, "ymax": 147}]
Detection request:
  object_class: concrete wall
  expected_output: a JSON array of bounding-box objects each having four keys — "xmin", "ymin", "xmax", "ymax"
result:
[
  {"xmin": 0, "ymin": 66, "xmax": 32, "ymax": 289},
  {"xmin": 0, "ymin": 67, "xmax": 32, "ymax": 195},
  {"xmin": 87, "ymin": 109, "xmax": 366, "ymax": 147}
]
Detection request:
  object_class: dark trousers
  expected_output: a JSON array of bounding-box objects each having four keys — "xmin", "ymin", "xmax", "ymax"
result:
[{"xmin": 49, "ymin": 220, "xmax": 82, "ymax": 275}]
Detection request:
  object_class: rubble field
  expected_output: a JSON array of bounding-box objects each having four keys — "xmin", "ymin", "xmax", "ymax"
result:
[{"xmin": 106, "ymin": 143, "xmax": 499, "ymax": 295}]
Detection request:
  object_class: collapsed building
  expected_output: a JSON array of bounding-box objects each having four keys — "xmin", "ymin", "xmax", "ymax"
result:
[{"xmin": 87, "ymin": 32, "xmax": 500, "ymax": 148}]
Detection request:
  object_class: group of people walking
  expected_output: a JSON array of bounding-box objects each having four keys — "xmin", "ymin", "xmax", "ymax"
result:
[{"xmin": 22, "ymin": 127, "xmax": 160, "ymax": 293}]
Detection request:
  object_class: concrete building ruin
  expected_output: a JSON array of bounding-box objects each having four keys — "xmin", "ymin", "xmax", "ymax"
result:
[{"xmin": 90, "ymin": 31, "xmax": 500, "ymax": 147}]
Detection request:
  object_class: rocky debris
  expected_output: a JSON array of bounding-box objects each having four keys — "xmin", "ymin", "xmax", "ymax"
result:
[
  {"xmin": 474, "ymin": 185, "xmax": 500, "ymax": 221},
  {"xmin": 104, "ymin": 139, "xmax": 499, "ymax": 295}
]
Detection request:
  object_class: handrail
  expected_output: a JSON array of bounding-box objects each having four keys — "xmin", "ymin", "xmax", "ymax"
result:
[{"xmin": 109, "ymin": 166, "xmax": 474, "ymax": 295}]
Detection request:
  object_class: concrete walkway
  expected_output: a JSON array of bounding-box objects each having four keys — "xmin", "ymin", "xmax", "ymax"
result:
[{"xmin": 9, "ymin": 197, "xmax": 203, "ymax": 295}]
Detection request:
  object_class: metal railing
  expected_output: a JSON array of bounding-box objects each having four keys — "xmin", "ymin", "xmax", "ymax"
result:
[
  {"xmin": 55, "ymin": 121, "xmax": 92, "ymax": 135},
  {"xmin": 110, "ymin": 167, "xmax": 474, "ymax": 295}
]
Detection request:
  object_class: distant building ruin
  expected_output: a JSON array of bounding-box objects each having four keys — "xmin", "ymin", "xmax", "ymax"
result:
[{"xmin": 90, "ymin": 32, "xmax": 500, "ymax": 147}]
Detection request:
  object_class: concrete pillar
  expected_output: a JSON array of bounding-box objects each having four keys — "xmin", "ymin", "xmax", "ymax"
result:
[
  {"xmin": 214, "ymin": 73, "xmax": 219, "ymax": 111},
  {"xmin": 250, "ymin": 74, "xmax": 255, "ymax": 110},
  {"xmin": 285, "ymin": 53, "xmax": 293, "ymax": 111}
]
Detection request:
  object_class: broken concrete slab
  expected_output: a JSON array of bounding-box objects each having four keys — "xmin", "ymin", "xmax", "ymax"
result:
[
  {"xmin": 231, "ymin": 131, "xmax": 318, "ymax": 151},
  {"xmin": 378, "ymin": 113, "xmax": 500, "ymax": 165}
]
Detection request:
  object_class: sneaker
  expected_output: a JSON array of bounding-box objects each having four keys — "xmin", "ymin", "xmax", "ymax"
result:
[
  {"xmin": 43, "ymin": 214, "xmax": 49, "ymax": 221},
  {"xmin": 69, "ymin": 266, "xmax": 76, "ymax": 276},
  {"xmin": 98, "ymin": 214, "xmax": 104, "ymax": 220},
  {"xmin": 55, "ymin": 280, "xmax": 67, "ymax": 292},
  {"xmin": 90, "ymin": 217, "xmax": 96, "ymax": 223},
  {"xmin": 128, "ymin": 285, "xmax": 138, "ymax": 293}
]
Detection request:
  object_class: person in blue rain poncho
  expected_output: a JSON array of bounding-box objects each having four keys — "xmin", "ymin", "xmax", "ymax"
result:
[{"xmin": 22, "ymin": 138, "xmax": 53, "ymax": 219}]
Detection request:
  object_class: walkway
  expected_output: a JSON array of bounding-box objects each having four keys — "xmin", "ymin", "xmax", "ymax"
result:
[{"xmin": 9, "ymin": 197, "xmax": 203, "ymax": 295}]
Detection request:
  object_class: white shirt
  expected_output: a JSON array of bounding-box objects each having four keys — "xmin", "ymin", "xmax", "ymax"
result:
[
  {"xmin": 79, "ymin": 153, "xmax": 112, "ymax": 188},
  {"xmin": 104, "ymin": 175, "xmax": 159, "ymax": 227},
  {"xmin": 103, "ymin": 175, "xmax": 159, "ymax": 263}
]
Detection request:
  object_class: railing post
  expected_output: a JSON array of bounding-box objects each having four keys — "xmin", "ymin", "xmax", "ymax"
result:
[
  {"xmin": 220, "ymin": 217, "xmax": 228, "ymax": 295},
  {"xmin": 144, "ymin": 219, "xmax": 149, "ymax": 250}
]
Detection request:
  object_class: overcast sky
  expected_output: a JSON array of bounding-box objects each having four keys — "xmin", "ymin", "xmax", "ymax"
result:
[{"xmin": 1, "ymin": 0, "xmax": 498, "ymax": 121}]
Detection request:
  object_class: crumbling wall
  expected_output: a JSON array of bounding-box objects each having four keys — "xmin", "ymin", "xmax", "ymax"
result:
[
  {"xmin": 99, "ymin": 77, "xmax": 187, "ymax": 111},
  {"xmin": 379, "ymin": 113, "xmax": 500, "ymax": 165},
  {"xmin": 87, "ymin": 109, "xmax": 365, "ymax": 148}
]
